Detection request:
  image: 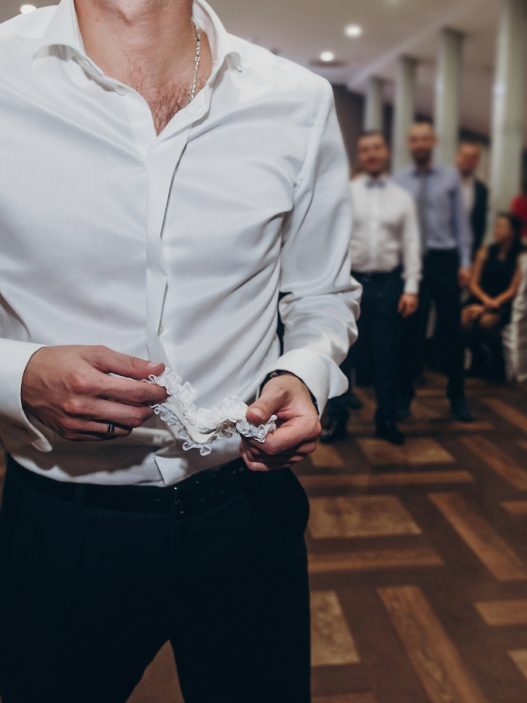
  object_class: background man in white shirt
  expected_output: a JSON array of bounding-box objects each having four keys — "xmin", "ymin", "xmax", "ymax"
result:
[
  {"xmin": 0, "ymin": 0, "xmax": 360, "ymax": 701},
  {"xmin": 322, "ymin": 131, "xmax": 420, "ymax": 446}
]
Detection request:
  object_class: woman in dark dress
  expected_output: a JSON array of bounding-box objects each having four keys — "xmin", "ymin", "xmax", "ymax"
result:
[{"xmin": 462, "ymin": 212, "xmax": 523, "ymax": 381}]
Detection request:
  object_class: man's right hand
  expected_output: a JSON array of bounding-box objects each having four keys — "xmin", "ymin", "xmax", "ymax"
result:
[{"xmin": 21, "ymin": 345, "xmax": 168, "ymax": 442}]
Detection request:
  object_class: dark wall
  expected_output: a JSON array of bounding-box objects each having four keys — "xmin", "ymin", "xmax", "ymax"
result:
[{"xmin": 332, "ymin": 85, "xmax": 394, "ymax": 173}]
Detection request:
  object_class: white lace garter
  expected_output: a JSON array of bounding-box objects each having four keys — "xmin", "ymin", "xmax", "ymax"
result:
[{"xmin": 146, "ymin": 369, "xmax": 277, "ymax": 456}]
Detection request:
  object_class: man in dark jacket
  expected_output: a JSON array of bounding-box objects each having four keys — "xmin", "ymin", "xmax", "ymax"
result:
[{"xmin": 457, "ymin": 141, "xmax": 489, "ymax": 258}]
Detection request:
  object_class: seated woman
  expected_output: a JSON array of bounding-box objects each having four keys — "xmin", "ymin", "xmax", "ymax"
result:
[{"xmin": 463, "ymin": 212, "xmax": 524, "ymax": 381}]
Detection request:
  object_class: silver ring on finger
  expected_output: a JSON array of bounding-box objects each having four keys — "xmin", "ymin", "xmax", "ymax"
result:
[{"xmin": 106, "ymin": 422, "xmax": 116, "ymax": 435}]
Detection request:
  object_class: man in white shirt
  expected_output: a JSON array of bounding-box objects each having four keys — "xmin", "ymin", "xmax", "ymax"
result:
[
  {"xmin": 322, "ymin": 131, "xmax": 420, "ymax": 445},
  {"xmin": 0, "ymin": 1, "xmax": 360, "ymax": 701}
]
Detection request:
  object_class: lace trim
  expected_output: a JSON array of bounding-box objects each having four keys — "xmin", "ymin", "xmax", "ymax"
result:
[{"xmin": 146, "ymin": 370, "xmax": 277, "ymax": 456}]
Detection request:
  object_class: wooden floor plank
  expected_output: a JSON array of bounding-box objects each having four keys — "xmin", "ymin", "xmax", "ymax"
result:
[
  {"xmin": 311, "ymin": 591, "xmax": 360, "ymax": 666},
  {"xmin": 379, "ymin": 586, "xmax": 489, "ymax": 703},
  {"xmin": 476, "ymin": 599, "xmax": 527, "ymax": 626},
  {"xmin": 311, "ymin": 444, "xmax": 346, "ymax": 469},
  {"xmin": 129, "ymin": 643, "xmax": 182, "ymax": 703},
  {"xmin": 429, "ymin": 492, "xmax": 527, "ymax": 582},
  {"xmin": 502, "ymin": 501, "xmax": 527, "ymax": 517},
  {"xmin": 313, "ymin": 695, "xmax": 377, "ymax": 703},
  {"xmin": 309, "ymin": 547, "xmax": 443, "ymax": 574},
  {"xmin": 309, "ymin": 496, "xmax": 421, "ymax": 539},
  {"xmin": 357, "ymin": 438, "xmax": 454, "ymax": 466},
  {"xmin": 483, "ymin": 398, "xmax": 527, "ymax": 433},
  {"xmin": 301, "ymin": 471, "xmax": 473, "ymax": 490},
  {"xmin": 462, "ymin": 436, "xmax": 527, "ymax": 490},
  {"xmin": 509, "ymin": 650, "xmax": 527, "ymax": 681}
]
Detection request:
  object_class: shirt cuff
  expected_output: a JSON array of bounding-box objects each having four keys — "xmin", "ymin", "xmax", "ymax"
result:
[
  {"xmin": 259, "ymin": 348, "xmax": 349, "ymax": 416},
  {"xmin": 461, "ymin": 251, "xmax": 471, "ymax": 269},
  {"xmin": 404, "ymin": 279, "xmax": 420, "ymax": 295},
  {"xmin": 0, "ymin": 340, "xmax": 53, "ymax": 452}
]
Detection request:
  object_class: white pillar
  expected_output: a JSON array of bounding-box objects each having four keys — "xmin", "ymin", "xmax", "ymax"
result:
[
  {"xmin": 435, "ymin": 29, "xmax": 464, "ymax": 166},
  {"xmin": 490, "ymin": 0, "xmax": 527, "ymax": 213},
  {"xmin": 365, "ymin": 77, "xmax": 385, "ymax": 132},
  {"xmin": 392, "ymin": 57, "xmax": 417, "ymax": 173}
]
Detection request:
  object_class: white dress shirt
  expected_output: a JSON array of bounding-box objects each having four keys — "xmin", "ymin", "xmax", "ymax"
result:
[
  {"xmin": 349, "ymin": 174, "xmax": 421, "ymax": 294},
  {"xmin": 0, "ymin": 0, "xmax": 360, "ymax": 485}
]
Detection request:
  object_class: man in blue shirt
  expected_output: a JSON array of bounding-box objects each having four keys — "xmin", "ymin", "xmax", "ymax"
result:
[{"xmin": 396, "ymin": 119, "xmax": 474, "ymax": 421}]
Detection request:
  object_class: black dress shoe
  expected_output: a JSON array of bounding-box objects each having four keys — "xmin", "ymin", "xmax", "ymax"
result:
[
  {"xmin": 320, "ymin": 418, "xmax": 347, "ymax": 444},
  {"xmin": 450, "ymin": 397, "xmax": 474, "ymax": 422},
  {"xmin": 375, "ymin": 419, "xmax": 406, "ymax": 445}
]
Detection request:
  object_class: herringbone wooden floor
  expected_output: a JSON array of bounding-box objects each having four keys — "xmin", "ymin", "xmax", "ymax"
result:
[
  {"xmin": 130, "ymin": 375, "xmax": 527, "ymax": 703},
  {"xmin": 2, "ymin": 374, "xmax": 527, "ymax": 702}
]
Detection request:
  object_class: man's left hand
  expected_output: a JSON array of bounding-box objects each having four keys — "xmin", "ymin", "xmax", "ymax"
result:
[
  {"xmin": 458, "ymin": 267, "xmax": 471, "ymax": 288},
  {"xmin": 398, "ymin": 293, "xmax": 419, "ymax": 318},
  {"xmin": 242, "ymin": 374, "xmax": 321, "ymax": 472}
]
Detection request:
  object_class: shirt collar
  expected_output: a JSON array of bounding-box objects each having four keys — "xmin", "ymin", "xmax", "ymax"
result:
[
  {"xmin": 412, "ymin": 163, "xmax": 437, "ymax": 177},
  {"xmin": 32, "ymin": 0, "xmax": 86, "ymax": 62},
  {"xmin": 32, "ymin": 0, "xmax": 243, "ymax": 75},
  {"xmin": 358, "ymin": 173, "xmax": 388, "ymax": 188},
  {"xmin": 194, "ymin": 0, "xmax": 243, "ymax": 74}
]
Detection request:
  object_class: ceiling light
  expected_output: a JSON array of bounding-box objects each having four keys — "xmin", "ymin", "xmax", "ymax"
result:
[
  {"xmin": 320, "ymin": 51, "xmax": 336, "ymax": 63},
  {"xmin": 344, "ymin": 24, "xmax": 363, "ymax": 38},
  {"xmin": 20, "ymin": 4, "xmax": 36, "ymax": 13}
]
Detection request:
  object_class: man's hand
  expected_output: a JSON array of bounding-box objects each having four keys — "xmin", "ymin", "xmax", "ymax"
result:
[
  {"xmin": 241, "ymin": 373, "xmax": 321, "ymax": 472},
  {"xmin": 458, "ymin": 267, "xmax": 471, "ymax": 289},
  {"xmin": 398, "ymin": 293, "xmax": 419, "ymax": 318},
  {"xmin": 21, "ymin": 345, "xmax": 168, "ymax": 441}
]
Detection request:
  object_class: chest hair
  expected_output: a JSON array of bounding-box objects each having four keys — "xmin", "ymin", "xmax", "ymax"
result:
[{"xmin": 142, "ymin": 84, "xmax": 189, "ymax": 134}]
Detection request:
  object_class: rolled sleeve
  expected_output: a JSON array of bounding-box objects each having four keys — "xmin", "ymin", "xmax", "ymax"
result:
[
  {"xmin": 262, "ymin": 80, "xmax": 361, "ymax": 414},
  {"xmin": 0, "ymin": 339, "xmax": 53, "ymax": 452}
]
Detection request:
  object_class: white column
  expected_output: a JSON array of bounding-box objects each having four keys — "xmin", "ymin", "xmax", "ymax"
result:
[
  {"xmin": 490, "ymin": 0, "xmax": 527, "ymax": 212},
  {"xmin": 365, "ymin": 77, "xmax": 385, "ymax": 132},
  {"xmin": 392, "ymin": 57, "xmax": 417, "ymax": 173},
  {"xmin": 435, "ymin": 29, "xmax": 464, "ymax": 166}
]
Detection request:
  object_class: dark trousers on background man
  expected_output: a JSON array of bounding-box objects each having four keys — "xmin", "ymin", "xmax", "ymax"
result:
[
  {"xmin": 0, "ymin": 456, "xmax": 310, "ymax": 703},
  {"xmin": 399, "ymin": 249, "xmax": 465, "ymax": 404},
  {"xmin": 327, "ymin": 268, "xmax": 403, "ymax": 425}
]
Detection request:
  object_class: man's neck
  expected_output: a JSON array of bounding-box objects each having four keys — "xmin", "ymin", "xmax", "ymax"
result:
[
  {"xmin": 365, "ymin": 171, "xmax": 386, "ymax": 180},
  {"xmin": 75, "ymin": 0, "xmax": 199, "ymax": 89}
]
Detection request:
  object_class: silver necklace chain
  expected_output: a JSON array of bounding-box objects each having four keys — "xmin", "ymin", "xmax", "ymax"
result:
[{"xmin": 187, "ymin": 21, "xmax": 202, "ymax": 105}]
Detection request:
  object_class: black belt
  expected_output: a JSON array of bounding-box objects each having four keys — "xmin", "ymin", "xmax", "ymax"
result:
[
  {"xmin": 6, "ymin": 455, "xmax": 248, "ymax": 518},
  {"xmin": 352, "ymin": 266, "xmax": 402, "ymax": 281}
]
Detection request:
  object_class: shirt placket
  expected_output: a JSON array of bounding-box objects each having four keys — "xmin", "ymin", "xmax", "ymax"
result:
[
  {"xmin": 368, "ymin": 188, "xmax": 380, "ymax": 271},
  {"xmin": 118, "ymin": 88, "xmax": 211, "ymax": 366}
]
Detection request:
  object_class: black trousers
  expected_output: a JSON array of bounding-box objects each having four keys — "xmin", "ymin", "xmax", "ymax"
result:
[
  {"xmin": 399, "ymin": 249, "xmax": 465, "ymax": 401},
  {"xmin": 0, "ymin": 457, "xmax": 310, "ymax": 703},
  {"xmin": 328, "ymin": 268, "xmax": 403, "ymax": 423}
]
